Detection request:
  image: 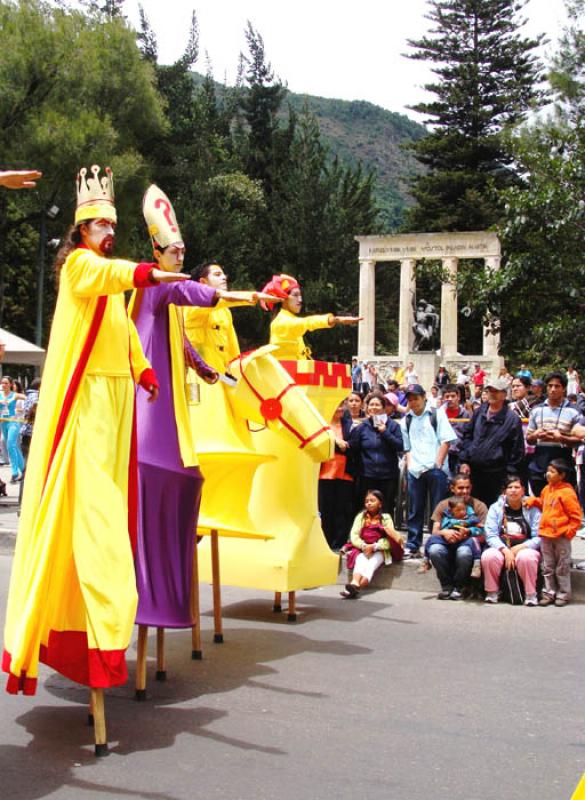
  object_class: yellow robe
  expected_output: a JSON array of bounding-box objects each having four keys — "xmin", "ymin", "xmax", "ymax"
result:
[
  {"xmin": 183, "ymin": 302, "xmax": 241, "ymax": 373},
  {"xmin": 269, "ymin": 308, "xmax": 333, "ymax": 360},
  {"xmin": 3, "ymin": 247, "xmax": 151, "ymax": 694}
]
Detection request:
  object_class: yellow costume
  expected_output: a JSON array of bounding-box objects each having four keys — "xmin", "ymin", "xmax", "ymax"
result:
[
  {"xmin": 3, "ymin": 247, "xmax": 153, "ymax": 693},
  {"xmin": 183, "ymin": 302, "xmax": 241, "ymax": 372},
  {"xmin": 269, "ymin": 308, "xmax": 333, "ymax": 359}
]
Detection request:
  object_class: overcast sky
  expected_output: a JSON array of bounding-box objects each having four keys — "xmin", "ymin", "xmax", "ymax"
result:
[{"xmin": 124, "ymin": 0, "xmax": 568, "ymax": 120}]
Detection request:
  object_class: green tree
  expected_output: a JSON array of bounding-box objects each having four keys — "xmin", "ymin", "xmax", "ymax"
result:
[
  {"xmin": 0, "ymin": 0, "xmax": 166, "ymax": 341},
  {"xmin": 488, "ymin": 1, "xmax": 585, "ymax": 365},
  {"xmin": 405, "ymin": 0, "xmax": 545, "ymax": 232}
]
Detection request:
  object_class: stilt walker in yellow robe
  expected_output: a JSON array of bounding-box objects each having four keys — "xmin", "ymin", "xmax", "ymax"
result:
[{"xmin": 2, "ymin": 165, "xmax": 188, "ymax": 695}]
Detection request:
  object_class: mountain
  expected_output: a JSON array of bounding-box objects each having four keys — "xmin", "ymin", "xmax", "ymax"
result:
[{"xmin": 284, "ymin": 92, "xmax": 426, "ymax": 230}]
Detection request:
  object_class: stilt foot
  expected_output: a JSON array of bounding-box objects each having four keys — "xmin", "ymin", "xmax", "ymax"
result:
[
  {"xmin": 134, "ymin": 689, "xmax": 147, "ymax": 701},
  {"xmin": 191, "ymin": 649, "xmax": 202, "ymax": 660},
  {"xmin": 94, "ymin": 743, "xmax": 109, "ymax": 758},
  {"xmin": 287, "ymin": 613, "xmax": 297, "ymax": 623},
  {"xmin": 155, "ymin": 670, "xmax": 167, "ymax": 682},
  {"xmin": 213, "ymin": 633, "xmax": 224, "ymax": 644},
  {"xmin": 272, "ymin": 604, "xmax": 282, "ymax": 613}
]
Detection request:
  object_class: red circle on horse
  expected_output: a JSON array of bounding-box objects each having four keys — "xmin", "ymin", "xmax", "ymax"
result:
[{"xmin": 260, "ymin": 397, "xmax": 283, "ymax": 420}]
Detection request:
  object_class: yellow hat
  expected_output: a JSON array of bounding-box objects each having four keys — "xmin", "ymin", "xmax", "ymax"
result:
[
  {"xmin": 75, "ymin": 165, "xmax": 116, "ymax": 225},
  {"xmin": 142, "ymin": 184, "xmax": 183, "ymax": 249}
]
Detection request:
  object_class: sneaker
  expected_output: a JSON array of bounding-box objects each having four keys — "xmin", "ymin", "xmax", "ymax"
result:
[
  {"xmin": 484, "ymin": 592, "xmax": 499, "ymax": 604},
  {"xmin": 539, "ymin": 594, "xmax": 555, "ymax": 607},
  {"xmin": 524, "ymin": 593, "xmax": 538, "ymax": 607},
  {"xmin": 437, "ymin": 587, "xmax": 453, "ymax": 600},
  {"xmin": 575, "ymin": 561, "xmax": 585, "ymax": 571},
  {"xmin": 555, "ymin": 597, "xmax": 569, "ymax": 607},
  {"xmin": 403, "ymin": 549, "xmax": 419, "ymax": 560},
  {"xmin": 450, "ymin": 589, "xmax": 463, "ymax": 601},
  {"xmin": 471, "ymin": 559, "xmax": 481, "ymax": 579}
]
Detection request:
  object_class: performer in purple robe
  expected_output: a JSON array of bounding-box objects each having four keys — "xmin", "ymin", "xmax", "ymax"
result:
[{"xmin": 131, "ymin": 185, "xmax": 261, "ymax": 629}]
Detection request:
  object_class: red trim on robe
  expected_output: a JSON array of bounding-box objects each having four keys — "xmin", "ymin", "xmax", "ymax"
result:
[{"xmin": 44, "ymin": 295, "xmax": 108, "ymax": 487}]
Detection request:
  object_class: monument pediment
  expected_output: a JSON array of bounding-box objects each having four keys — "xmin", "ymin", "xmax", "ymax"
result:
[{"xmin": 356, "ymin": 231, "xmax": 500, "ymax": 261}]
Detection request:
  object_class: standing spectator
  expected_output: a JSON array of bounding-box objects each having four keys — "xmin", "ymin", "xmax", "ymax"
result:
[
  {"xmin": 319, "ymin": 402, "xmax": 354, "ymax": 551},
  {"xmin": 525, "ymin": 459, "xmax": 581, "ymax": 606},
  {"xmin": 400, "ymin": 384, "xmax": 457, "ymax": 558},
  {"xmin": 472, "ymin": 363, "xmax": 486, "ymax": 392},
  {"xmin": 20, "ymin": 378, "xmax": 41, "ymax": 463},
  {"xmin": 0, "ymin": 376, "xmax": 25, "ymax": 483},
  {"xmin": 428, "ymin": 385, "xmax": 441, "ymax": 409},
  {"xmin": 346, "ymin": 391, "xmax": 365, "ymax": 429},
  {"xmin": 435, "ymin": 364, "xmax": 450, "ymax": 388},
  {"xmin": 567, "ymin": 366, "xmax": 580, "ymax": 396},
  {"xmin": 441, "ymin": 384, "xmax": 472, "ymax": 476},
  {"xmin": 349, "ymin": 391, "xmax": 403, "ymax": 516},
  {"xmin": 456, "ymin": 365, "xmax": 470, "ymax": 389},
  {"xmin": 498, "ymin": 366, "xmax": 514, "ymax": 398},
  {"xmin": 351, "ymin": 358, "xmax": 363, "ymax": 393},
  {"xmin": 526, "ymin": 371, "xmax": 582, "ymax": 496},
  {"xmin": 509, "ymin": 375, "xmax": 534, "ymax": 485},
  {"xmin": 404, "ymin": 360, "xmax": 419, "ymax": 385},
  {"xmin": 459, "ymin": 377, "xmax": 525, "ymax": 507},
  {"xmin": 481, "ymin": 475, "xmax": 542, "ymax": 606},
  {"xmin": 529, "ymin": 379, "xmax": 545, "ymax": 408},
  {"xmin": 387, "ymin": 379, "xmax": 407, "ymax": 410},
  {"xmin": 425, "ymin": 473, "xmax": 487, "ymax": 598},
  {"xmin": 516, "ymin": 363, "xmax": 533, "ymax": 380},
  {"xmin": 366, "ymin": 362, "xmax": 379, "ymax": 392}
]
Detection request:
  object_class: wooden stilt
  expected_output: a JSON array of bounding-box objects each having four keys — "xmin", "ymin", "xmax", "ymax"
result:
[
  {"xmin": 191, "ymin": 535, "xmax": 202, "ymax": 659},
  {"xmin": 273, "ymin": 591, "xmax": 282, "ymax": 613},
  {"xmin": 287, "ymin": 591, "xmax": 297, "ymax": 622},
  {"xmin": 135, "ymin": 624, "xmax": 148, "ymax": 700},
  {"xmin": 91, "ymin": 688, "xmax": 108, "ymax": 757},
  {"xmin": 155, "ymin": 627, "xmax": 166, "ymax": 681},
  {"xmin": 210, "ymin": 529, "xmax": 223, "ymax": 643}
]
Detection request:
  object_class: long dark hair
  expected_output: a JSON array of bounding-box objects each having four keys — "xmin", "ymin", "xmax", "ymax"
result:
[{"xmin": 54, "ymin": 224, "xmax": 83, "ymax": 279}]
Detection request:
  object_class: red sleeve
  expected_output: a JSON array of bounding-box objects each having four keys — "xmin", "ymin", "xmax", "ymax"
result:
[
  {"xmin": 134, "ymin": 263, "xmax": 159, "ymax": 288},
  {"xmin": 139, "ymin": 368, "xmax": 159, "ymax": 391}
]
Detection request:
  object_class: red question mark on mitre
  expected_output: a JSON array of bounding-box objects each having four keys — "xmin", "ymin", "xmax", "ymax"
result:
[{"xmin": 154, "ymin": 197, "xmax": 177, "ymax": 232}]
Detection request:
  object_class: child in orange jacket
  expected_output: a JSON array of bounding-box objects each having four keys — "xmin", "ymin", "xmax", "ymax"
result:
[{"xmin": 525, "ymin": 458, "xmax": 581, "ymax": 606}]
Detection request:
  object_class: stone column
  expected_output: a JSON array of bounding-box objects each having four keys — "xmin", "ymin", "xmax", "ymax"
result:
[
  {"xmin": 483, "ymin": 256, "xmax": 501, "ymax": 357},
  {"xmin": 440, "ymin": 257, "xmax": 458, "ymax": 356},
  {"xmin": 398, "ymin": 258, "xmax": 416, "ymax": 360},
  {"xmin": 357, "ymin": 259, "xmax": 376, "ymax": 358}
]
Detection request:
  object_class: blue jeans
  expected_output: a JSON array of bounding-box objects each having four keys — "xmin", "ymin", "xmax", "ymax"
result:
[
  {"xmin": 406, "ymin": 468, "xmax": 448, "ymax": 552},
  {"xmin": 428, "ymin": 540, "xmax": 474, "ymax": 591},
  {"xmin": 2, "ymin": 422, "xmax": 24, "ymax": 478}
]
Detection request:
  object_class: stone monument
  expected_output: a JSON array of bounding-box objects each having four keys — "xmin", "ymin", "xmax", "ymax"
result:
[{"xmin": 355, "ymin": 231, "xmax": 503, "ymax": 389}]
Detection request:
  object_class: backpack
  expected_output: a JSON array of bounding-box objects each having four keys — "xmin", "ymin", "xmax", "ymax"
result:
[{"xmin": 405, "ymin": 408, "xmax": 438, "ymax": 435}]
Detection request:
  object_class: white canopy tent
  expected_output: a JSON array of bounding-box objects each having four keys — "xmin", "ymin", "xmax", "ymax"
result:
[{"xmin": 0, "ymin": 327, "xmax": 45, "ymax": 367}]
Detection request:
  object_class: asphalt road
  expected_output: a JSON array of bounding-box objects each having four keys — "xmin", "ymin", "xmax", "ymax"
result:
[{"xmin": 1, "ymin": 554, "xmax": 584, "ymax": 800}]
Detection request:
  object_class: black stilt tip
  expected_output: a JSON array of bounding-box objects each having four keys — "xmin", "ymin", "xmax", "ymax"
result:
[
  {"xmin": 213, "ymin": 633, "xmax": 224, "ymax": 644},
  {"xmin": 191, "ymin": 649, "xmax": 202, "ymax": 660},
  {"xmin": 272, "ymin": 604, "xmax": 282, "ymax": 613},
  {"xmin": 134, "ymin": 688, "xmax": 147, "ymax": 701},
  {"xmin": 287, "ymin": 613, "xmax": 297, "ymax": 623},
  {"xmin": 155, "ymin": 670, "xmax": 167, "ymax": 682},
  {"xmin": 94, "ymin": 743, "xmax": 109, "ymax": 758},
  {"xmin": 87, "ymin": 713, "xmax": 94, "ymax": 727}
]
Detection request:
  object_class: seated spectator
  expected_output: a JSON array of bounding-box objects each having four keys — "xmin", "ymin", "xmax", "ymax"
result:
[
  {"xmin": 420, "ymin": 496, "xmax": 483, "ymax": 579},
  {"xmin": 318, "ymin": 402, "xmax": 355, "ymax": 551},
  {"xmin": 426, "ymin": 474, "xmax": 488, "ymax": 599},
  {"xmin": 340, "ymin": 490, "xmax": 403, "ymax": 598},
  {"xmin": 524, "ymin": 459, "xmax": 581, "ymax": 607},
  {"xmin": 482, "ymin": 475, "xmax": 541, "ymax": 605},
  {"xmin": 459, "ymin": 377, "xmax": 525, "ymax": 507},
  {"xmin": 441, "ymin": 383, "xmax": 471, "ymax": 476},
  {"xmin": 348, "ymin": 391, "xmax": 403, "ymax": 516}
]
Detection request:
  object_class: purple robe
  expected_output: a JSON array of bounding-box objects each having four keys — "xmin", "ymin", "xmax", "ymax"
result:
[{"xmin": 133, "ymin": 280, "xmax": 216, "ymax": 627}]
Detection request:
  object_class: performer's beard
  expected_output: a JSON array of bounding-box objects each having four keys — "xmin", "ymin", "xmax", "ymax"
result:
[{"xmin": 100, "ymin": 235, "xmax": 115, "ymax": 256}]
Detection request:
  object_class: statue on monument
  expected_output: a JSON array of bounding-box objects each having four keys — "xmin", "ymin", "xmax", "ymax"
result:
[{"xmin": 412, "ymin": 298, "xmax": 439, "ymax": 351}]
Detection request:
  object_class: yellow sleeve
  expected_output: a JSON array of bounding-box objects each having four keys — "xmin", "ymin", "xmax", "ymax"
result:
[
  {"xmin": 225, "ymin": 310, "xmax": 240, "ymax": 363},
  {"xmin": 303, "ymin": 313, "xmax": 334, "ymax": 333},
  {"xmin": 128, "ymin": 317, "xmax": 151, "ymax": 381},
  {"xmin": 66, "ymin": 249, "xmax": 137, "ymax": 297},
  {"xmin": 183, "ymin": 306, "xmax": 209, "ymax": 349}
]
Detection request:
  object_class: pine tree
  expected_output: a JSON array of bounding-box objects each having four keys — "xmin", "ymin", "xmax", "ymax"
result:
[{"xmin": 405, "ymin": 0, "xmax": 545, "ymax": 231}]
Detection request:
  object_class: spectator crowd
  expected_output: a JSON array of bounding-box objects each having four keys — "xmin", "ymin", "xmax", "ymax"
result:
[{"xmin": 323, "ymin": 360, "xmax": 585, "ymax": 605}]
